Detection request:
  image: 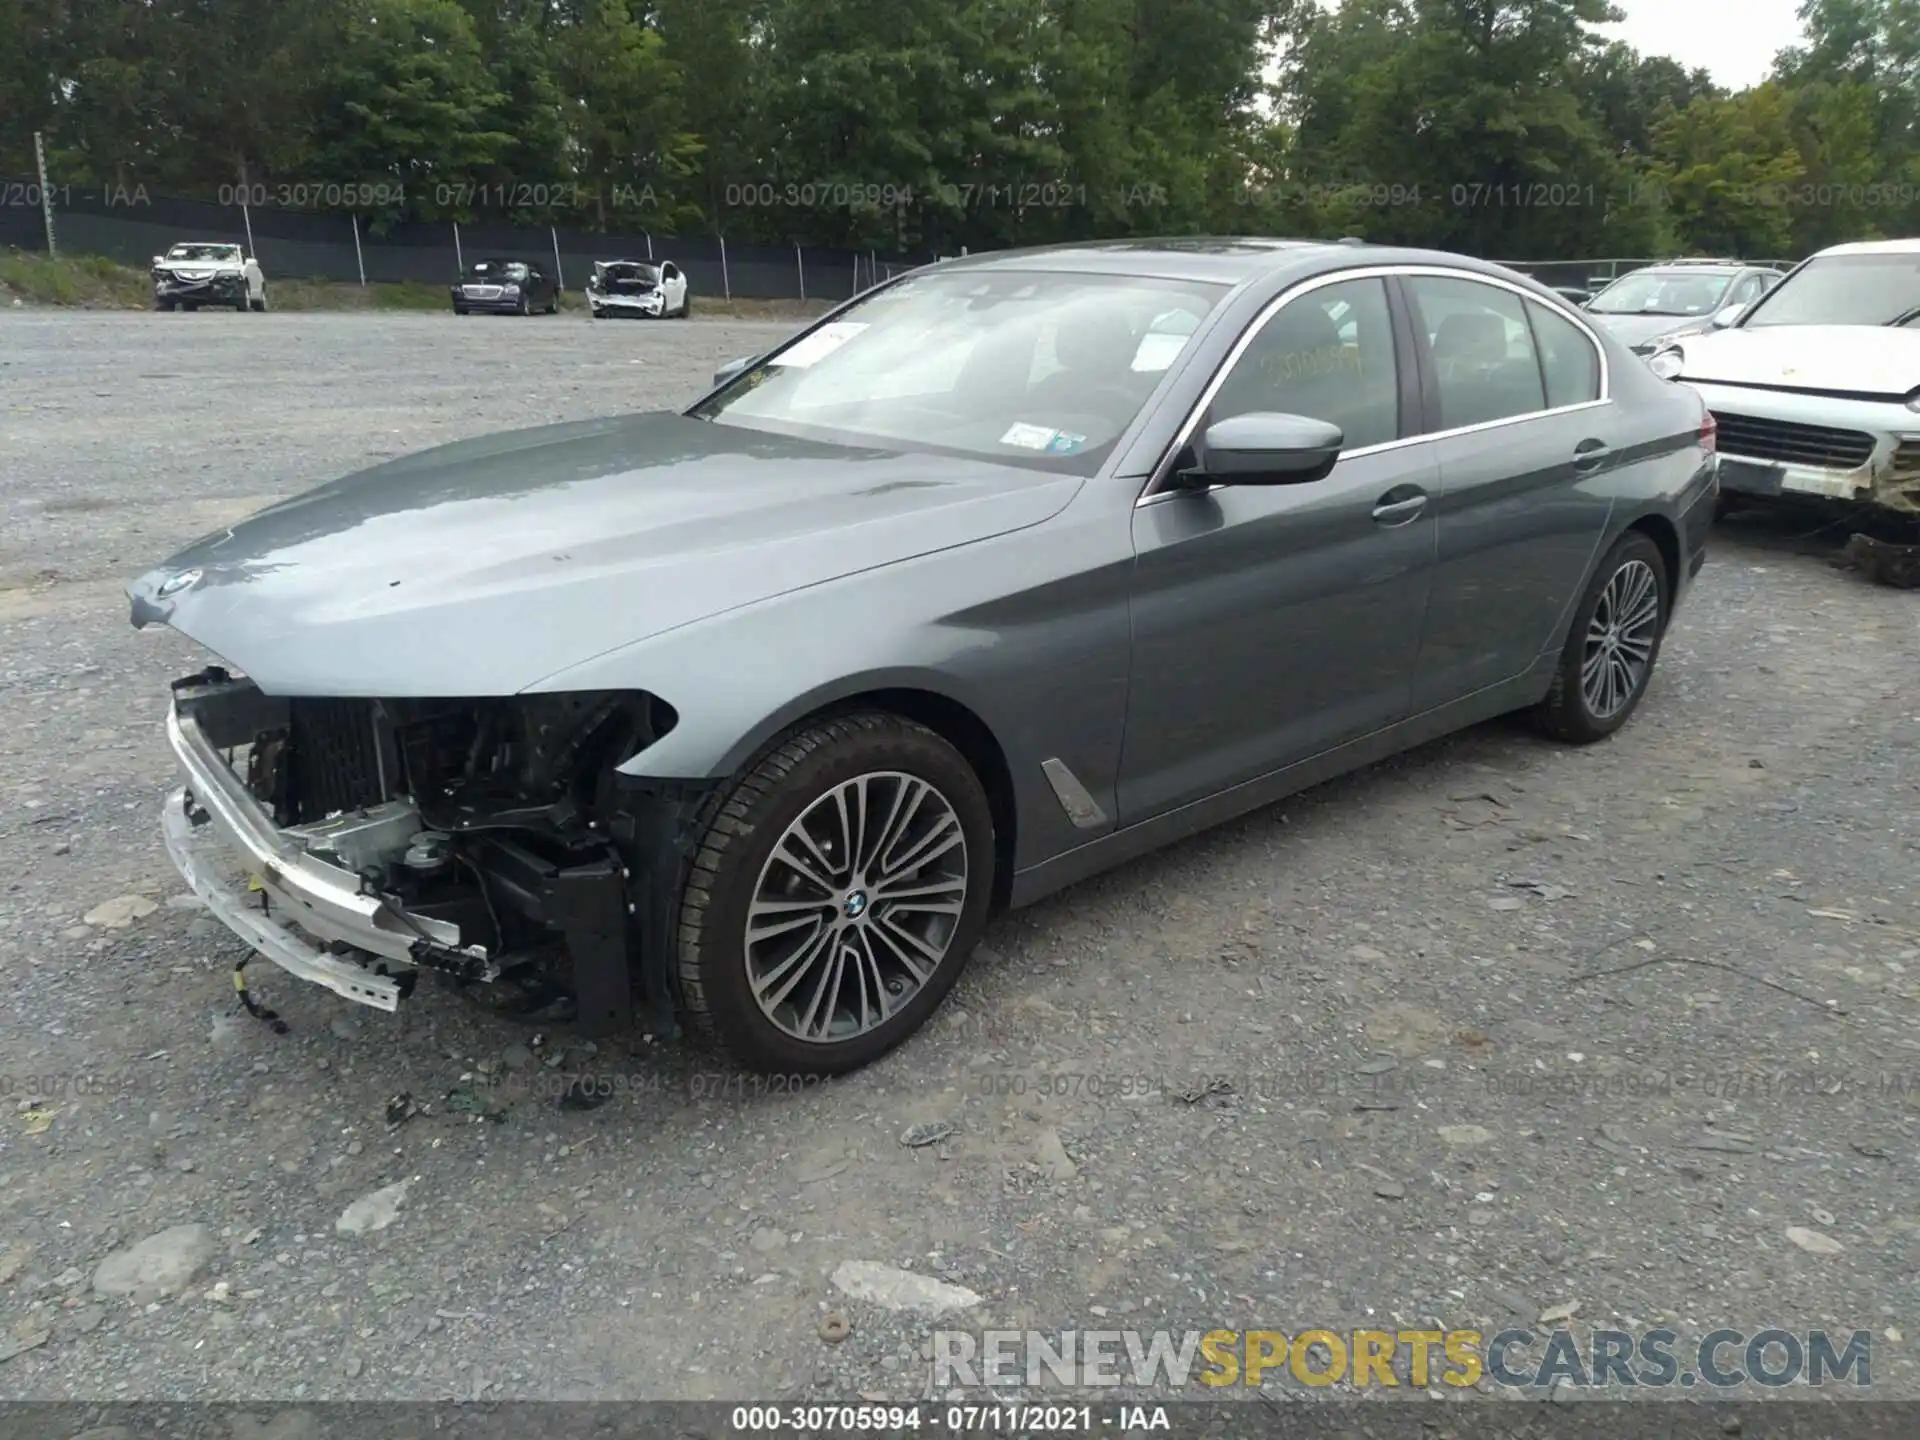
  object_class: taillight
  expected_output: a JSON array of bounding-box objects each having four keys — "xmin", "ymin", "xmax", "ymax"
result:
[{"xmin": 1699, "ymin": 412, "xmax": 1717, "ymax": 452}]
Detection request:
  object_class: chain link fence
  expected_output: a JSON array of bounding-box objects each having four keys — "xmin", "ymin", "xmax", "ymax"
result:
[{"xmin": 0, "ymin": 179, "xmax": 931, "ymax": 300}]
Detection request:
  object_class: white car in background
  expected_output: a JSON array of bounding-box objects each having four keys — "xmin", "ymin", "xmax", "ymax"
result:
[
  {"xmin": 1649, "ymin": 239, "xmax": 1920, "ymax": 517},
  {"xmin": 152, "ymin": 243, "xmax": 267, "ymax": 312},
  {"xmin": 585, "ymin": 259, "xmax": 690, "ymax": 318}
]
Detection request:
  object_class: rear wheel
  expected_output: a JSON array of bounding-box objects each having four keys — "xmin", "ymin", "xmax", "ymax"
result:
[
  {"xmin": 676, "ymin": 712, "xmax": 994, "ymax": 1075},
  {"xmin": 1533, "ymin": 530, "xmax": 1669, "ymax": 744}
]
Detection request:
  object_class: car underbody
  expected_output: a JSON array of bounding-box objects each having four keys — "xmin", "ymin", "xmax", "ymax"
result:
[{"xmin": 163, "ymin": 667, "xmax": 705, "ymax": 1036}]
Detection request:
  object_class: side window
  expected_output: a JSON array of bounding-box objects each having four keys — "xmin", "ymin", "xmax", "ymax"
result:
[
  {"xmin": 1526, "ymin": 300, "xmax": 1601, "ymax": 408},
  {"xmin": 1728, "ymin": 274, "xmax": 1764, "ymax": 307},
  {"xmin": 663, "ymin": 263, "xmax": 680, "ymax": 281},
  {"xmin": 1209, "ymin": 277, "xmax": 1400, "ymax": 450},
  {"xmin": 1406, "ymin": 276, "xmax": 1547, "ymax": 430}
]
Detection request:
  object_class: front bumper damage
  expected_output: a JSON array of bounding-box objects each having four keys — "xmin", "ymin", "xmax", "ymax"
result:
[
  {"xmin": 160, "ymin": 668, "xmax": 705, "ymax": 1036},
  {"xmin": 588, "ymin": 290, "xmax": 666, "ymax": 317},
  {"xmin": 154, "ymin": 270, "xmax": 246, "ymax": 304},
  {"xmin": 1693, "ymin": 381, "xmax": 1920, "ymax": 516}
]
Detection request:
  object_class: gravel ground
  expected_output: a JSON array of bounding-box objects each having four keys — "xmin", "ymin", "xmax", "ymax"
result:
[{"xmin": 0, "ymin": 310, "xmax": 1915, "ymax": 1405}]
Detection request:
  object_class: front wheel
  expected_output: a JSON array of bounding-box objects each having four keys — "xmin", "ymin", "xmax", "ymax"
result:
[
  {"xmin": 679, "ymin": 294, "xmax": 692, "ymax": 318},
  {"xmin": 250, "ymin": 290, "xmax": 268, "ymax": 313},
  {"xmin": 676, "ymin": 712, "xmax": 995, "ymax": 1075},
  {"xmin": 155, "ymin": 299, "xmax": 176, "ymax": 312},
  {"xmin": 1533, "ymin": 530, "xmax": 1669, "ymax": 744}
]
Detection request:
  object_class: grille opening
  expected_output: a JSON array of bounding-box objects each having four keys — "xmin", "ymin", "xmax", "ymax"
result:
[{"xmin": 1709, "ymin": 411, "xmax": 1875, "ymax": 470}]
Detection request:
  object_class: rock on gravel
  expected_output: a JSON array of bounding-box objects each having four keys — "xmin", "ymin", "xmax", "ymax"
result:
[
  {"xmin": 83, "ymin": 894, "xmax": 157, "ymax": 928},
  {"xmin": 337, "ymin": 1179, "xmax": 413, "ymax": 1235},
  {"xmin": 1785, "ymin": 1226, "xmax": 1844, "ymax": 1255},
  {"xmin": 831, "ymin": 1261, "xmax": 982, "ymax": 1315},
  {"xmin": 91, "ymin": 1223, "xmax": 216, "ymax": 1301},
  {"xmin": 1438, "ymin": 1124, "xmax": 1495, "ymax": 1147}
]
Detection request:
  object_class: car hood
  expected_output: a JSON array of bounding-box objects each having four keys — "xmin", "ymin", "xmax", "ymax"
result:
[
  {"xmin": 128, "ymin": 412, "xmax": 1079, "ymax": 697},
  {"xmin": 1588, "ymin": 312, "xmax": 1701, "ymax": 348},
  {"xmin": 1671, "ymin": 325, "xmax": 1920, "ymax": 396}
]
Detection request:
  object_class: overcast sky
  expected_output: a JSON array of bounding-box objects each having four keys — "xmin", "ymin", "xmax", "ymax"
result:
[{"xmin": 1597, "ymin": 0, "xmax": 1807, "ymax": 88}]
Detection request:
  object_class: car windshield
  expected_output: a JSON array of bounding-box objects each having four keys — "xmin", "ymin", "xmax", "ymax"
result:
[
  {"xmin": 690, "ymin": 269, "xmax": 1228, "ymax": 475},
  {"xmin": 167, "ymin": 245, "xmax": 240, "ymax": 263},
  {"xmin": 465, "ymin": 262, "xmax": 526, "ymax": 280},
  {"xmin": 1739, "ymin": 253, "xmax": 1920, "ymax": 328},
  {"xmin": 1587, "ymin": 269, "xmax": 1734, "ymax": 316}
]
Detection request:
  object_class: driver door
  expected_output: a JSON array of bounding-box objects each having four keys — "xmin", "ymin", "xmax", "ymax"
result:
[
  {"xmin": 662, "ymin": 263, "xmax": 687, "ymax": 309},
  {"xmin": 1118, "ymin": 274, "xmax": 1439, "ymax": 822}
]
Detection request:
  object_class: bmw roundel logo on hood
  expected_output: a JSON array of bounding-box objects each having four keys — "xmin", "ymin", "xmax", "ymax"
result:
[{"xmin": 154, "ymin": 567, "xmax": 203, "ymax": 599}]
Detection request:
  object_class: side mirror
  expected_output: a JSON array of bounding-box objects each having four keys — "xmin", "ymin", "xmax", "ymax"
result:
[
  {"xmin": 1184, "ymin": 412, "xmax": 1344, "ymax": 486},
  {"xmin": 152, "ymin": 255, "xmax": 164, "ymax": 267},
  {"xmin": 712, "ymin": 355, "xmax": 753, "ymax": 387},
  {"xmin": 1711, "ymin": 303, "xmax": 1746, "ymax": 329}
]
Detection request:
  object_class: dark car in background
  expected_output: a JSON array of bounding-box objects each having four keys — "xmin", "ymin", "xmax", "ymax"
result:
[
  {"xmin": 128, "ymin": 238, "xmax": 1717, "ymax": 1076},
  {"xmin": 1585, "ymin": 260, "xmax": 1786, "ymax": 355},
  {"xmin": 452, "ymin": 259, "xmax": 559, "ymax": 315}
]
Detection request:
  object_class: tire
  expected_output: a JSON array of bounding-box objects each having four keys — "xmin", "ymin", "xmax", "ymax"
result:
[
  {"xmin": 676, "ymin": 711, "xmax": 995, "ymax": 1075},
  {"xmin": 250, "ymin": 291, "xmax": 267, "ymax": 313},
  {"xmin": 155, "ymin": 299, "xmax": 176, "ymax": 312},
  {"xmin": 182, "ymin": 302, "xmax": 199, "ymax": 312},
  {"xmin": 546, "ymin": 293, "xmax": 559, "ymax": 315},
  {"xmin": 516, "ymin": 294, "xmax": 531, "ymax": 316},
  {"xmin": 679, "ymin": 294, "xmax": 692, "ymax": 318},
  {"xmin": 454, "ymin": 305, "xmax": 469, "ymax": 316},
  {"xmin": 1533, "ymin": 529, "xmax": 1670, "ymax": 745}
]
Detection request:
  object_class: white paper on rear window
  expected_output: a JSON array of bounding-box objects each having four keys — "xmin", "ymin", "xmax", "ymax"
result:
[{"xmin": 770, "ymin": 321, "xmax": 869, "ymax": 367}]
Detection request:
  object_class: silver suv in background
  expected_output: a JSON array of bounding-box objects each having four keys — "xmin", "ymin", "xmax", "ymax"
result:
[
  {"xmin": 1585, "ymin": 260, "xmax": 1785, "ymax": 355},
  {"xmin": 1649, "ymin": 239, "xmax": 1920, "ymax": 516}
]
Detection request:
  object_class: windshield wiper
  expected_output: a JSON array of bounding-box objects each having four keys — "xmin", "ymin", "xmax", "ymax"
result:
[{"xmin": 1886, "ymin": 304, "xmax": 1920, "ymax": 327}]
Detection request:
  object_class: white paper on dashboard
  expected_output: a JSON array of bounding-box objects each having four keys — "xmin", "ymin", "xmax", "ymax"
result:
[
  {"xmin": 1131, "ymin": 332, "xmax": 1189, "ymax": 372},
  {"xmin": 770, "ymin": 321, "xmax": 869, "ymax": 367}
]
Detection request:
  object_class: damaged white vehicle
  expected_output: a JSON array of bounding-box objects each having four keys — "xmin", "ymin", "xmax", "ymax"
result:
[
  {"xmin": 585, "ymin": 259, "xmax": 689, "ymax": 318},
  {"xmin": 152, "ymin": 242, "xmax": 267, "ymax": 312},
  {"xmin": 1648, "ymin": 238, "xmax": 1920, "ymax": 516}
]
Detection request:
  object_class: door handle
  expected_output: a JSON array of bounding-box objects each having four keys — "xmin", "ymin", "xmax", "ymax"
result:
[
  {"xmin": 1371, "ymin": 489, "xmax": 1428, "ymax": 526},
  {"xmin": 1572, "ymin": 438, "xmax": 1611, "ymax": 473}
]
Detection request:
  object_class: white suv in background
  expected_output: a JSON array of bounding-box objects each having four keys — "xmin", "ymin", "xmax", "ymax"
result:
[{"xmin": 1649, "ymin": 239, "xmax": 1920, "ymax": 517}]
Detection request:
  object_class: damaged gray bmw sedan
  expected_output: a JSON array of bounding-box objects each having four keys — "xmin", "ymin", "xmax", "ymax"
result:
[{"xmin": 128, "ymin": 238, "xmax": 1720, "ymax": 1075}]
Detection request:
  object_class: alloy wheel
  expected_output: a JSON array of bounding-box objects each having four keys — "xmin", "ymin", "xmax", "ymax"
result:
[
  {"xmin": 1581, "ymin": 558, "xmax": 1660, "ymax": 720},
  {"xmin": 744, "ymin": 771, "xmax": 969, "ymax": 1044}
]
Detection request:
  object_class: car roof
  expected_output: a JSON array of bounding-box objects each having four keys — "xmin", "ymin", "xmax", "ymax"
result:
[
  {"xmin": 1613, "ymin": 263, "xmax": 1743, "ymax": 276},
  {"xmin": 171, "ymin": 241, "xmax": 239, "ymax": 248},
  {"xmin": 1812, "ymin": 237, "xmax": 1920, "ymax": 258},
  {"xmin": 928, "ymin": 236, "xmax": 1551, "ymax": 289}
]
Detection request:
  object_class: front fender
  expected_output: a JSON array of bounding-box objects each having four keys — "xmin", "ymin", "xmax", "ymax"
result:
[{"xmin": 521, "ymin": 501, "xmax": 1137, "ymax": 874}]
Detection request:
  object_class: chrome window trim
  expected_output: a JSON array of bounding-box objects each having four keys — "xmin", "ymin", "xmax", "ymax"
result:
[{"xmin": 1136, "ymin": 264, "xmax": 1612, "ymax": 506}]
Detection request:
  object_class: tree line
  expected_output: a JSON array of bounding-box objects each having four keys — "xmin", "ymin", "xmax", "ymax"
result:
[{"xmin": 1, "ymin": 0, "xmax": 1915, "ymax": 260}]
